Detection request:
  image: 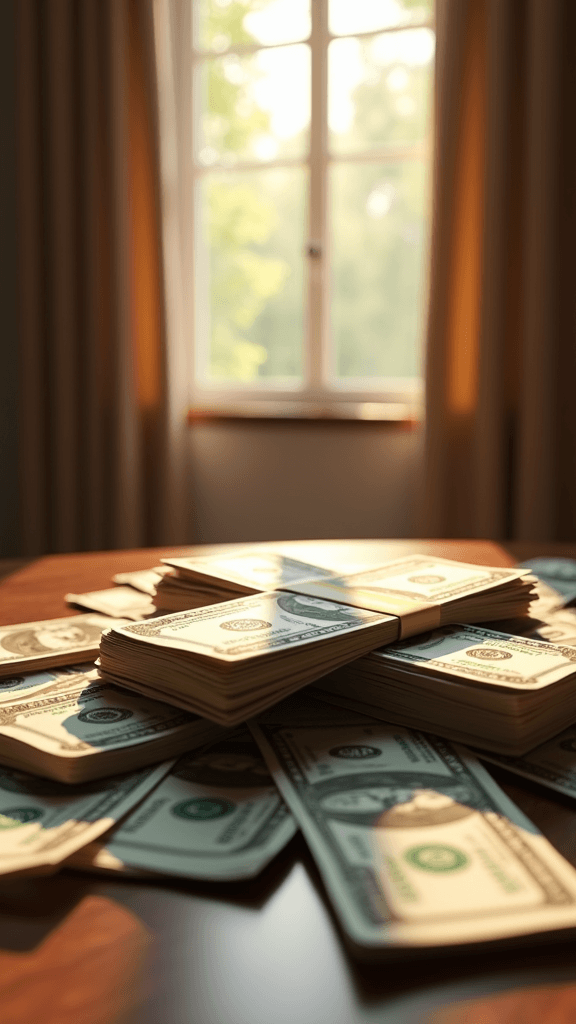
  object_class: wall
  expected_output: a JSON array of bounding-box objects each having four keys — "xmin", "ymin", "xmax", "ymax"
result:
[{"xmin": 187, "ymin": 420, "xmax": 423, "ymax": 544}]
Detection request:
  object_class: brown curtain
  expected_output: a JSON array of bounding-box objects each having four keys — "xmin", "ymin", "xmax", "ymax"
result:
[
  {"xmin": 16, "ymin": 0, "xmax": 191, "ymax": 555},
  {"xmin": 423, "ymin": 0, "xmax": 576, "ymax": 541}
]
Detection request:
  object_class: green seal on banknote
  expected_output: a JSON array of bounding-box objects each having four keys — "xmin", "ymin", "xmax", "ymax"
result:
[
  {"xmin": 171, "ymin": 797, "xmax": 235, "ymax": 821},
  {"xmin": 404, "ymin": 844, "xmax": 468, "ymax": 873},
  {"xmin": 0, "ymin": 807, "xmax": 43, "ymax": 828},
  {"xmin": 77, "ymin": 707, "xmax": 133, "ymax": 724}
]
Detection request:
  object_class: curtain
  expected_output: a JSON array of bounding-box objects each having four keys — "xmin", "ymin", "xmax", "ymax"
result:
[
  {"xmin": 423, "ymin": 0, "xmax": 576, "ymax": 541},
  {"xmin": 16, "ymin": 0, "xmax": 191, "ymax": 555}
]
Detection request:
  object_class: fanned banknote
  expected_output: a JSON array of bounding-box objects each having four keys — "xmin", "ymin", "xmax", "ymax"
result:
[
  {"xmin": 249, "ymin": 692, "xmax": 576, "ymax": 955},
  {"xmin": 315, "ymin": 624, "xmax": 576, "ymax": 755},
  {"xmin": 66, "ymin": 587, "xmax": 155, "ymax": 621},
  {"xmin": 67, "ymin": 728, "xmax": 296, "ymax": 881},
  {"xmin": 0, "ymin": 759, "xmax": 172, "ymax": 876},
  {"xmin": 0, "ymin": 615, "xmax": 126, "ymax": 677},
  {"xmin": 112, "ymin": 568, "xmax": 166, "ymax": 596},
  {"xmin": 0, "ymin": 665, "xmax": 225, "ymax": 783}
]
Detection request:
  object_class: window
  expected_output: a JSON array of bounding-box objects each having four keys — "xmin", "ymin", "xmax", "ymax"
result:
[{"xmin": 189, "ymin": 0, "xmax": 434, "ymax": 417}]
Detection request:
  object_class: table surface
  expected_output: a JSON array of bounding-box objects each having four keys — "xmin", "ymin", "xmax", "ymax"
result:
[{"xmin": 3, "ymin": 539, "xmax": 576, "ymax": 1024}]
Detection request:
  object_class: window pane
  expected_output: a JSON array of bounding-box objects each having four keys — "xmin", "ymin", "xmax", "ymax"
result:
[
  {"xmin": 329, "ymin": 29, "xmax": 434, "ymax": 155},
  {"xmin": 197, "ymin": 168, "xmax": 307, "ymax": 383},
  {"xmin": 329, "ymin": 0, "xmax": 432, "ymax": 37},
  {"xmin": 196, "ymin": 44, "xmax": 310, "ymax": 166},
  {"xmin": 330, "ymin": 160, "xmax": 429, "ymax": 381},
  {"xmin": 196, "ymin": 0, "xmax": 311, "ymax": 53}
]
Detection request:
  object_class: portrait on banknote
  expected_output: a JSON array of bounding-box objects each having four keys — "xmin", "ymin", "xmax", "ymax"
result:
[
  {"xmin": 277, "ymin": 593, "xmax": 369, "ymax": 622},
  {"xmin": 173, "ymin": 736, "xmax": 271, "ymax": 789},
  {"xmin": 312, "ymin": 771, "xmax": 488, "ymax": 828},
  {"xmin": 0, "ymin": 621, "xmax": 103, "ymax": 658}
]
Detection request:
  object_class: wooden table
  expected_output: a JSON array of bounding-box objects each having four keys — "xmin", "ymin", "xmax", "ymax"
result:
[{"xmin": 2, "ymin": 540, "xmax": 576, "ymax": 1024}]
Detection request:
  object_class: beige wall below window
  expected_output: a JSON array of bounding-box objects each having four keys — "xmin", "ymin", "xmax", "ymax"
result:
[{"xmin": 187, "ymin": 422, "xmax": 422, "ymax": 543}]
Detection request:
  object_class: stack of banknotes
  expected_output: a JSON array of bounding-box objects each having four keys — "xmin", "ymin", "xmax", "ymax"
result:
[
  {"xmin": 155, "ymin": 550, "xmax": 338, "ymax": 610},
  {"xmin": 97, "ymin": 555, "xmax": 536, "ymax": 726},
  {"xmin": 313, "ymin": 623, "xmax": 576, "ymax": 755},
  {"xmin": 4, "ymin": 551, "xmax": 576, "ymax": 955}
]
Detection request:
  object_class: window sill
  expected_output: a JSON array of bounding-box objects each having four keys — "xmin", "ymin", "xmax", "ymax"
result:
[{"xmin": 187, "ymin": 401, "xmax": 422, "ymax": 425}]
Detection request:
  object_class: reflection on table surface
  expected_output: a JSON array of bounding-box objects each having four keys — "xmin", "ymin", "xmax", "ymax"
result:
[
  {"xmin": 1, "ymin": 847, "xmax": 576, "ymax": 1024},
  {"xmin": 0, "ymin": 894, "xmax": 150, "ymax": 1024},
  {"xmin": 431, "ymin": 983, "xmax": 576, "ymax": 1024}
]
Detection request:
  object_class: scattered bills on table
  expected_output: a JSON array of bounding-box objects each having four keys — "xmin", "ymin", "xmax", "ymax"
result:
[
  {"xmin": 520, "ymin": 558, "xmax": 576, "ymax": 606},
  {"xmin": 0, "ymin": 615, "xmax": 125, "ymax": 678},
  {"xmin": 314, "ymin": 624, "xmax": 576, "ymax": 755},
  {"xmin": 112, "ymin": 568, "xmax": 166, "ymax": 596},
  {"xmin": 67, "ymin": 728, "xmax": 296, "ymax": 881},
  {"xmin": 66, "ymin": 587, "xmax": 155, "ymax": 621},
  {"xmin": 527, "ymin": 608, "xmax": 576, "ymax": 647},
  {"xmin": 0, "ymin": 759, "xmax": 172, "ymax": 877},
  {"xmin": 0, "ymin": 665, "xmax": 225, "ymax": 783},
  {"xmin": 249, "ymin": 692, "xmax": 576, "ymax": 955},
  {"xmin": 98, "ymin": 593, "xmax": 398, "ymax": 726},
  {"xmin": 476, "ymin": 724, "xmax": 576, "ymax": 800}
]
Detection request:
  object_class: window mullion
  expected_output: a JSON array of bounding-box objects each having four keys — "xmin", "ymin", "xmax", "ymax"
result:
[{"xmin": 307, "ymin": 0, "xmax": 329, "ymax": 396}]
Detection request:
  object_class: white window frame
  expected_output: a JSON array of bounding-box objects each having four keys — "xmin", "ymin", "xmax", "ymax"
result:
[{"xmin": 184, "ymin": 0, "xmax": 434, "ymax": 420}]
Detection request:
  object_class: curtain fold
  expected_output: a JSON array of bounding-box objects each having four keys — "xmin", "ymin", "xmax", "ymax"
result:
[
  {"xmin": 423, "ymin": 0, "xmax": 576, "ymax": 541},
  {"xmin": 16, "ymin": 0, "xmax": 191, "ymax": 555}
]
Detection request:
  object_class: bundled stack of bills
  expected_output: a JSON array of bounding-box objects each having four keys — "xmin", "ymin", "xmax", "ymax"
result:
[
  {"xmin": 98, "ymin": 556, "xmax": 536, "ymax": 726},
  {"xmin": 312, "ymin": 624, "xmax": 576, "ymax": 755},
  {"xmin": 154, "ymin": 550, "xmax": 337, "ymax": 611}
]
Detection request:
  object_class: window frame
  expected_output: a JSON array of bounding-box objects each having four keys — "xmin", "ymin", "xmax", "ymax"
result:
[{"xmin": 186, "ymin": 0, "xmax": 434, "ymax": 421}]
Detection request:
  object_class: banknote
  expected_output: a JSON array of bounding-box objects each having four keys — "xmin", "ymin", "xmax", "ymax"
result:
[
  {"xmin": 161, "ymin": 551, "xmax": 336, "ymax": 592},
  {"xmin": 67, "ymin": 728, "xmax": 297, "ymax": 880},
  {"xmin": 367, "ymin": 624, "xmax": 576, "ymax": 691},
  {"xmin": 66, "ymin": 587, "xmax": 155, "ymax": 620},
  {"xmin": 112, "ymin": 568, "xmax": 166, "ymax": 595},
  {"xmin": 0, "ymin": 663, "xmax": 96, "ymax": 704},
  {"xmin": 477, "ymin": 724, "xmax": 576, "ymax": 800},
  {"xmin": 111, "ymin": 592, "xmax": 394, "ymax": 662},
  {"xmin": 0, "ymin": 666, "xmax": 225, "ymax": 782},
  {"xmin": 250, "ymin": 692, "xmax": 576, "ymax": 953},
  {"xmin": 0, "ymin": 759, "xmax": 172, "ymax": 876},
  {"xmin": 0, "ymin": 615, "xmax": 126, "ymax": 677}
]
